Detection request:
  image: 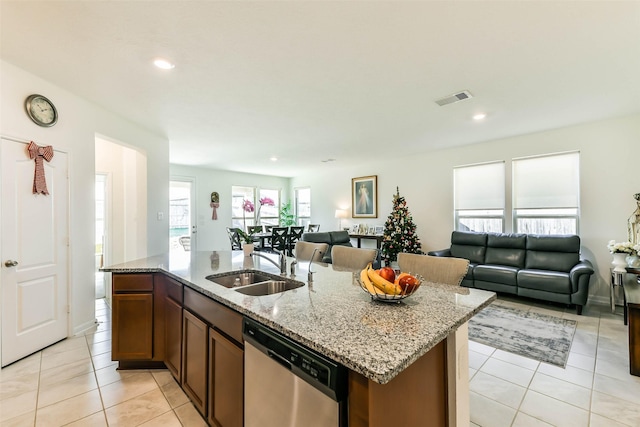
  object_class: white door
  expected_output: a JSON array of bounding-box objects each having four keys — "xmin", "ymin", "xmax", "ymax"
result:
[{"xmin": 1, "ymin": 137, "xmax": 69, "ymax": 366}]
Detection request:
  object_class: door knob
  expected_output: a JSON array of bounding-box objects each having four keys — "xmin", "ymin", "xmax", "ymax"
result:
[{"xmin": 4, "ymin": 260, "xmax": 18, "ymax": 267}]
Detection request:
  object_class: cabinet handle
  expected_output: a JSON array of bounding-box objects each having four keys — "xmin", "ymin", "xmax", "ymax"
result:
[{"xmin": 4, "ymin": 260, "xmax": 19, "ymax": 267}]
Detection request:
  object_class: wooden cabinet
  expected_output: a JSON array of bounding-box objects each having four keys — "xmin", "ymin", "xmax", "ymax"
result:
[
  {"xmin": 208, "ymin": 328, "xmax": 244, "ymax": 427},
  {"xmin": 183, "ymin": 287, "xmax": 244, "ymax": 425},
  {"xmin": 112, "ymin": 272, "xmax": 244, "ymax": 426},
  {"xmin": 182, "ymin": 309, "xmax": 209, "ymax": 417},
  {"xmin": 112, "ymin": 274, "xmax": 154, "ymax": 360},
  {"xmin": 164, "ymin": 276, "xmax": 183, "ymax": 382}
]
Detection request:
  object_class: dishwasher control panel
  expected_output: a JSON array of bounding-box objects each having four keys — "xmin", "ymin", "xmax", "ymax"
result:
[{"xmin": 243, "ymin": 317, "xmax": 346, "ymax": 401}]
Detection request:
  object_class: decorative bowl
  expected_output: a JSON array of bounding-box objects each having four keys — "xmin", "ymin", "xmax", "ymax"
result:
[{"xmin": 358, "ymin": 273, "xmax": 423, "ymax": 303}]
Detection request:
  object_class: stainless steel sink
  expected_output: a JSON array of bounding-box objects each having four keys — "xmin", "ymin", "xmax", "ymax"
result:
[
  {"xmin": 234, "ymin": 280, "xmax": 304, "ymax": 296},
  {"xmin": 206, "ymin": 270, "xmax": 304, "ymax": 296},
  {"xmin": 206, "ymin": 271, "xmax": 273, "ymax": 288}
]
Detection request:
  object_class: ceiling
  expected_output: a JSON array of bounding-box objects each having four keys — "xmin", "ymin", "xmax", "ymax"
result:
[{"xmin": 2, "ymin": 1, "xmax": 639, "ymax": 177}]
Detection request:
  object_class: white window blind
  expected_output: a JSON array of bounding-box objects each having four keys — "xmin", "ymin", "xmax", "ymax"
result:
[
  {"xmin": 454, "ymin": 162, "xmax": 505, "ymax": 210},
  {"xmin": 513, "ymin": 152, "xmax": 579, "ymax": 209}
]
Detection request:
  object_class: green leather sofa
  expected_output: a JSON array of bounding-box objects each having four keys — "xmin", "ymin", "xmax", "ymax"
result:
[{"xmin": 429, "ymin": 231, "xmax": 594, "ymax": 314}]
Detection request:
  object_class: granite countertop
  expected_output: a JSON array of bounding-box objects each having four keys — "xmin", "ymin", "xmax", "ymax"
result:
[{"xmin": 103, "ymin": 250, "xmax": 496, "ymax": 384}]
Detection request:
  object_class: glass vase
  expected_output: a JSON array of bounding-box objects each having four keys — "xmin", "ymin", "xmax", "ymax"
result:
[{"xmin": 626, "ymin": 254, "xmax": 640, "ymax": 268}]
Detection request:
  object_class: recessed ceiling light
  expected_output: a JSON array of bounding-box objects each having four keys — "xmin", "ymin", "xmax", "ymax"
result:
[
  {"xmin": 473, "ymin": 113, "xmax": 487, "ymax": 121},
  {"xmin": 153, "ymin": 58, "xmax": 175, "ymax": 70},
  {"xmin": 270, "ymin": 156, "xmax": 278, "ymax": 162}
]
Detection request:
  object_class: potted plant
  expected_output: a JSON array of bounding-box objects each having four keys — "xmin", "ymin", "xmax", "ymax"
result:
[
  {"xmin": 237, "ymin": 229, "xmax": 256, "ymax": 256},
  {"xmin": 279, "ymin": 201, "xmax": 297, "ymax": 227}
]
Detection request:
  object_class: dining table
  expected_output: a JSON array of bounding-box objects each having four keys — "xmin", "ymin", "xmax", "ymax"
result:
[{"xmin": 252, "ymin": 231, "xmax": 273, "ymax": 250}]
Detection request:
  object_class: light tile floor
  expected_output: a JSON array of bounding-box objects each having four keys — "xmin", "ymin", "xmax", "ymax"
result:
[
  {"xmin": 1, "ymin": 297, "xmax": 639, "ymax": 426},
  {"xmin": 469, "ymin": 296, "xmax": 640, "ymax": 427},
  {"xmin": 0, "ymin": 299, "xmax": 207, "ymax": 427}
]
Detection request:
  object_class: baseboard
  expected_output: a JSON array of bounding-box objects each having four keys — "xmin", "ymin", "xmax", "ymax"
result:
[{"xmin": 73, "ymin": 318, "xmax": 98, "ymax": 336}]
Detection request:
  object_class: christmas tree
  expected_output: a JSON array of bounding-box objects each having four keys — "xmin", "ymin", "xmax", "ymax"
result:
[{"xmin": 381, "ymin": 188, "xmax": 423, "ymax": 265}]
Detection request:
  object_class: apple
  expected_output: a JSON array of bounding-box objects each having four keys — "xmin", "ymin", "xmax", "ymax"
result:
[
  {"xmin": 378, "ymin": 266, "xmax": 396, "ymax": 283},
  {"xmin": 398, "ymin": 275, "xmax": 420, "ymax": 294}
]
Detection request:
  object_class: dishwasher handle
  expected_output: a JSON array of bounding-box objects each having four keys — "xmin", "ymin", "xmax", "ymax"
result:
[{"xmin": 268, "ymin": 349, "xmax": 293, "ymax": 370}]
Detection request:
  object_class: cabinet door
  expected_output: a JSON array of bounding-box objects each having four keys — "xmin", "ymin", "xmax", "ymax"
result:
[
  {"xmin": 112, "ymin": 293, "xmax": 153, "ymax": 360},
  {"xmin": 165, "ymin": 296, "xmax": 183, "ymax": 381},
  {"xmin": 208, "ymin": 328, "xmax": 244, "ymax": 427},
  {"xmin": 182, "ymin": 309, "xmax": 208, "ymax": 417}
]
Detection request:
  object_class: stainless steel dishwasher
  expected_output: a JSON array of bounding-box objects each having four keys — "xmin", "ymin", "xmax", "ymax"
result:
[{"xmin": 243, "ymin": 318, "xmax": 348, "ymax": 427}]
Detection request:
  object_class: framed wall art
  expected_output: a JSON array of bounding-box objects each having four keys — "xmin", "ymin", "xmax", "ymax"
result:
[{"xmin": 352, "ymin": 175, "xmax": 377, "ymax": 218}]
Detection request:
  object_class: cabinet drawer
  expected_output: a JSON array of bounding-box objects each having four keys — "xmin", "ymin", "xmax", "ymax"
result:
[
  {"xmin": 184, "ymin": 287, "xmax": 243, "ymax": 345},
  {"xmin": 165, "ymin": 276, "xmax": 183, "ymax": 303},
  {"xmin": 113, "ymin": 274, "xmax": 153, "ymax": 292}
]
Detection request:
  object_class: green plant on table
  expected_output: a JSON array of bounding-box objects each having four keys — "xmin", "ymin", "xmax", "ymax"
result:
[
  {"xmin": 237, "ymin": 229, "xmax": 256, "ymax": 245},
  {"xmin": 279, "ymin": 201, "xmax": 297, "ymax": 227}
]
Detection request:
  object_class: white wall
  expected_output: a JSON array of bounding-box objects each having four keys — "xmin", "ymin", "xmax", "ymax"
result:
[
  {"xmin": 1, "ymin": 60, "xmax": 169, "ymax": 335},
  {"xmin": 170, "ymin": 165, "xmax": 291, "ymax": 251},
  {"xmin": 291, "ymin": 113, "xmax": 640, "ymax": 303}
]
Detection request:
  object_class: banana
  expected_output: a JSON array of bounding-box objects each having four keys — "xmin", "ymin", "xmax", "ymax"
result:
[
  {"xmin": 360, "ymin": 264, "xmax": 384, "ymax": 295},
  {"xmin": 367, "ymin": 266, "xmax": 402, "ymax": 295}
]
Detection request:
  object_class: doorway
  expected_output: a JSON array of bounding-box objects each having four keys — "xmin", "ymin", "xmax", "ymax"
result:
[
  {"xmin": 95, "ymin": 174, "xmax": 107, "ymax": 299},
  {"xmin": 170, "ymin": 179, "xmax": 195, "ymax": 252}
]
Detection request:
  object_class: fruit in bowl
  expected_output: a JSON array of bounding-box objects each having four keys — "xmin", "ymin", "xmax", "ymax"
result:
[
  {"xmin": 398, "ymin": 274, "xmax": 420, "ymax": 293},
  {"xmin": 377, "ymin": 266, "xmax": 396, "ymax": 283},
  {"xmin": 360, "ymin": 264, "xmax": 421, "ymax": 299}
]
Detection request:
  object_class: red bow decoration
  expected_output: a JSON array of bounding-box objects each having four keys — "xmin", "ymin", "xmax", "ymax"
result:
[
  {"xmin": 27, "ymin": 141, "xmax": 54, "ymax": 195},
  {"xmin": 210, "ymin": 202, "xmax": 219, "ymax": 220}
]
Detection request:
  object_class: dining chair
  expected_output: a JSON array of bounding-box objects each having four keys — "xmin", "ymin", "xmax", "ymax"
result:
[
  {"xmin": 294, "ymin": 241, "xmax": 329, "ymax": 263},
  {"xmin": 226, "ymin": 227, "xmax": 242, "ymax": 250},
  {"xmin": 307, "ymin": 224, "xmax": 320, "ymax": 232},
  {"xmin": 397, "ymin": 253, "xmax": 469, "ymax": 286},
  {"xmin": 264, "ymin": 225, "xmax": 274, "ymax": 233},
  {"xmin": 267, "ymin": 227, "xmax": 289, "ymax": 253},
  {"xmin": 287, "ymin": 226, "xmax": 305, "ymax": 257},
  {"xmin": 331, "ymin": 246, "xmax": 378, "ymax": 271}
]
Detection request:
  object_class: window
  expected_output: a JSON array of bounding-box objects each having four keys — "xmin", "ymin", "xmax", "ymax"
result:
[
  {"xmin": 258, "ymin": 188, "xmax": 280, "ymax": 227},
  {"xmin": 232, "ymin": 186, "xmax": 281, "ymax": 229},
  {"xmin": 231, "ymin": 186, "xmax": 255, "ymax": 229},
  {"xmin": 454, "ymin": 162, "xmax": 505, "ymax": 233},
  {"xmin": 295, "ymin": 187, "xmax": 311, "ymax": 227},
  {"xmin": 512, "ymin": 152, "xmax": 579, "ymax": 234}
]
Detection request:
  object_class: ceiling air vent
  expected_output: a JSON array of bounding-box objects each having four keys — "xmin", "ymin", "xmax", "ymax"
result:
[{"xmin": 435, "ymin": 90, "xmax": 473, "ymax": 107}]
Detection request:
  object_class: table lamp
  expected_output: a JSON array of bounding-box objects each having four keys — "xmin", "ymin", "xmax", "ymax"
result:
[{"xmin": 335, "ymin": 209, "xmax": 348, "ymax": 230}]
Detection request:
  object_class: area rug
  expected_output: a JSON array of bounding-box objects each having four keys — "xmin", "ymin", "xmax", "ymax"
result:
[{"xmin": 468, "ymin": 303, "xmax": 577, "ymax": 367}]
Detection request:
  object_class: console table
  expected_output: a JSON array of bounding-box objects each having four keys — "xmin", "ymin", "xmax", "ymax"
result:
[
  {"xmin": 349, "ymin": 233, "xmax": 383, "ymax": 249},
  {"xmin": 623, "ymin": 268, "xmax": 640, "ymax": 376}
]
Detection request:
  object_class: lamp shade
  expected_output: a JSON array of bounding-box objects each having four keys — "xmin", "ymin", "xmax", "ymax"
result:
[{"xmin": 335, "ymin": 209, "xmax": 348, "ymax": 219}]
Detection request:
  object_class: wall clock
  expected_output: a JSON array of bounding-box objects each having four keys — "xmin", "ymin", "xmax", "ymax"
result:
[{"xmin": 25, "ymin": 94, "xmax": 58, "ymax": 127}]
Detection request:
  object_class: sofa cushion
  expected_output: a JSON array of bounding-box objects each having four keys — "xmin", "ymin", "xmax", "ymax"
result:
[
  {"xmin": 525, "ymin": 235, "xmax": 580, "ymax": 272},
  {"xmin": 301, "ymin": 232, "xmax": 331, "ymax": 244},
  {"xmin": 473, "ymin": 264, "xmax": 519, "ymax": 286},
  {"xmin": 484, "ymin": 233, "xmax": 526, "ymax": 268},
  {"xmin": 518, "ymin": 269, "xmax": 572, "ymax": 294},
  {"xmin": 329, "ymin": 230, "xmax": 352, "ymax": 246},
  {"xmin": 450, "ymin": 231, "xmax": 487, "ymax": 264}
]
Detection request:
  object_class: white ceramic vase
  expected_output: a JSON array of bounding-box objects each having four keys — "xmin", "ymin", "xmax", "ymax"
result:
[
  {"xmin": 612, "ymin": 252, "xmax": 628, "ymax": 272},
  {"xmin": 243, "ymin": 243, "xmax": 254, "ymax": 257}
]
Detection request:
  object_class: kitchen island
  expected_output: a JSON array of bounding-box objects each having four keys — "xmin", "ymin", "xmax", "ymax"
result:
[{"xmin": 103, "ymin": 250, "xmax": 495, "ymax": 427}]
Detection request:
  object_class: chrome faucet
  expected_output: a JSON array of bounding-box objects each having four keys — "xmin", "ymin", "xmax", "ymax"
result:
[
  {"xmin": 250, "ymin": 249, "xmax": 286, "ymax": 275},
  {"xmin": 306, "ymin": 248, "xmax": 323, "ymax": 282}
]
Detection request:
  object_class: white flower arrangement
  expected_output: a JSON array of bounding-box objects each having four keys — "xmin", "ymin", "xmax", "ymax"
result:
[{"xmin": 607, "ymin": 240, "xmax": 635, "ymax": 254}]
